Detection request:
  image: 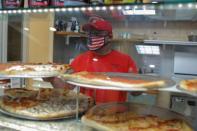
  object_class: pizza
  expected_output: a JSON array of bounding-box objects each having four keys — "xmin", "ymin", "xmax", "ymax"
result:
[
  {"xmin": 63, "ymin": 71, "xmax": 165, "ymax": 89},
  {"xmin": 179, "ymin": 79, "xmax": 197, "ymax": 93},
  {"xmin": 0, "ymin": 63, "xmax": 72, "ymax": 77},
  {"xmin": 0, "ymin": 88, "xmax": 93, "ymax": 120},
  {"xmin": 82, "ymin": 104, "xmax": 193, "ymax": 131}
]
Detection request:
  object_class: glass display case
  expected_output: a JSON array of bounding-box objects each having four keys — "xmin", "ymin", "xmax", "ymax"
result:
[{"xmin": 0, "ymin": 1, "xmax": 197, "ymax": 131}]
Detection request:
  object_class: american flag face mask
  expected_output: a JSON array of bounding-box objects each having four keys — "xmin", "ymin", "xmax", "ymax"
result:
[{"xmin": 87, "ymin": 35, "xmax": 105, "ymax": 51}]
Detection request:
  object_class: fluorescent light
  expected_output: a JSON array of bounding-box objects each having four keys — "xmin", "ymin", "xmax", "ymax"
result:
[
  {"xmin": 81, "ymin": 7, "xmax": 86, "ymax": 11},
  {"xmin": 149, "ymin": 64, "xmax": 155, "ymax": 68},
  {"xmin": 117, "ymin": 6, "xmax": 122, "ymax": 10},
  {"xmin": 136, "ymin": 45, "xmax": 160, "ymax": 55},
  {"xmin": 109, "ymin": 6, "xmax": 114, "ymax": 10},
  {"xmin": 188, "ymin": 3, "xmax": 193, "ymax": 8},
  {"xmin": 178, "ymin": 4, "xmax": 183, "ymax": 8},
  {"xmin": 95, "ymin": 7, "xmax": 100, "ymax": 11},
  {"xmin": 152, "ymin": 1, "xmax": 158, "ymax": 4},
  {"xmin": 24, "ymin": 28, "xmax": 29, "ymax": 31},
  {"xmin": 122, "ymin": 9, "xmax": 156, "ymax": 15},
  {"xmin": 74, "ymin": 7, "xmax": 79, "ymax": 11},
  {"xmin": 61, "ymin": 8, "xmax": 66, "ymax": 12},
  {"xmin": 49, "ymin": 27, "xmax": 56, "ymax": 32},
  {"xmin": 88, "ymin": 7, "xmax": 93, "ymax": 11},
  {"xmin": 102, "ymin": 6, "xmax": 106, "ymax": 10}
]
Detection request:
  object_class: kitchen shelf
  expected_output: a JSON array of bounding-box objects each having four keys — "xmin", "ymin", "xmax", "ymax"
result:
[
  {"xmin": 55, "ymin": 31, "xmax": 87, "ymax": 37},
  {"xmin": 112, "ymin": 38, "xmax": 144, "ymax": 43},
  {"xmin": 144, "ymin": 40, "xmax": 197, "ymax": 46}
]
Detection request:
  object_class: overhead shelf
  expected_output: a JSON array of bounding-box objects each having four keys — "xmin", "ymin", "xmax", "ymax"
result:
[
  {"xmin": 55, "ymin": 31, "xmax": 87, "ymax": 37},
  {"xmin": 143, "ymin": 40, "xmax": 197, "ymax": 46},
  {"xmin": 112, "ymin": 38, "xmax": 144, "ymax": 43}
]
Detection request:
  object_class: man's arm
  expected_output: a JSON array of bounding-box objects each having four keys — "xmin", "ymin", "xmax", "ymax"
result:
[{"xmin": 43, "ymin": 77, "xmax": 74, "ymax": 89}]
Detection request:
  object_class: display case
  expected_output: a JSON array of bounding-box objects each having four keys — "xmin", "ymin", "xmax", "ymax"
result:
[{"xmin": 0, "ymin": 1, "xmax": 197, "ymax": 131}]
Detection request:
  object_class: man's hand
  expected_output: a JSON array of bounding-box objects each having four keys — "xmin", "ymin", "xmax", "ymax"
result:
[{"xmin": 43, "ymin": 77, "xmax": 74, "ymax": 89}]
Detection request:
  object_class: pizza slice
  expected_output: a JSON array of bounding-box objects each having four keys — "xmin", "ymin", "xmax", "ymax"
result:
[
  {"xmin": 179, "ymin": 79, "xmax": 197, "ymax": 93},
  {"xmin": 63, "ymin": 71, "xmax": 165, "ymax": 89},
  {"xmin": 0, "ymin": 88, "xmax": 93, "ymax": 120},
  {"xmin": 82, "ymin": 111, "xmax": 193, "ymax": 131},
  {"xmin": 0, "ymin": 63, "xmax": 72, "ymax": 77},
  {"xmin": 4, "ymin": 88, "xmax": 38, "ymax": 99}
]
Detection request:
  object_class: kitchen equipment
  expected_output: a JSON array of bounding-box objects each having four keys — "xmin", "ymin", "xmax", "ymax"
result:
[{"xmin": 188, "ymin": 35, "xmax": 197, "ymax": 42}]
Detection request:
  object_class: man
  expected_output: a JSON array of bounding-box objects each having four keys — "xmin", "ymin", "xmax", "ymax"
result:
[
  {"xmin": 70, "ymin": 16, "xmax": 138, "ymax": 104},
  {"xmin": 46, "ymin": 16, "xmax": 138, "ymax": 104}
]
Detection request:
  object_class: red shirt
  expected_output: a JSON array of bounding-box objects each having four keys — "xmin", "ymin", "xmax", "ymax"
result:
[{"xmin": 71, "ymin": 50, "xmax": 137, "ymax": 104}]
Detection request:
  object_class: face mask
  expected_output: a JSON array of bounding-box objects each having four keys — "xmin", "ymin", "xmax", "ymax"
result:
[{"xmin": 87, "ymin": 35, "xmax": 105, "ymax": 51}]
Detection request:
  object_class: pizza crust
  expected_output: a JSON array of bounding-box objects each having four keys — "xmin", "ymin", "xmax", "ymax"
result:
[
  {"xmin": 0, "ymin": 88, "xmax": 93, "ymax": 120},
  {"xmin": 63, "ymin": 71, "xmax": 165, "ymax": 89},
  {"xmin": 82, "ymin": 114, "xmax": 193, "ymax": 131},
  {"xmin": 0, "ymin": 63, "xmax": 72, "ymax": 77},
  {"xmin": 180, "ymin": 79, "xmax": 197, "ymax": 93}
]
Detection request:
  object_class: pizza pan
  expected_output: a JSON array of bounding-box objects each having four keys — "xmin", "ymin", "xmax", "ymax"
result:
[
  {"xmin": 84, "ymin": 102, "xmax": 193, "ymax": 128},
  {"xmin": 0, "ymin": 107, "xmax": 79, "ymax": 121},
  {"xmin": 176, "ymin": 86, "xmax": 197, "ymax": 97},
  {"xmin": 0, "ymin": 74, "xmax": 60, "ymax": 78},
  {"xmin": 66, "ymin": 72, "xmax": 176, "ymax": 91}
]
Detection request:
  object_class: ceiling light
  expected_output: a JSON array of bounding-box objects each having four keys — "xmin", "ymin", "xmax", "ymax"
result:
[
  {"xmin": 27, "ymin": 10, "xmax": 31, "ymax": 13},
  {"xmin": 17, "ymin": 10, "xmax": 22, "ymax": 13},
  {"xmin": 8, "ymin": 10, "xmax": 12, "ymax": 14},
  {"xmin": 102, "ymin": 6, "xmax": 106, "ymax": 10},
  {"xmin": 81, "ymin": 7, "xmax": 86, "ymax": 11},
  {"xmin": 61, "ymin": 8, "xmax": 66, "ymax": 12},
  {"xmin": 74, "ymin": 7, "xmax": 79, "ymax": 11},
  {"xmin": 49, "ymin": 27, "xmax": 56, "ymax": 32},
  {"xmin": 117, "ymin": 6, "xmax": 122, "ymax": 10},
  {"xmin": 44, "ymin": 9, "xmax": 48, "ymax": 12},
  {"xmin": 152, "ymin": 1, "xmax": 158, "ymax": 4},
  {"xmin": 49, "ymin": 9, "xmax": 54, "ymax": 12},
  {"xmin": 32, "ymin": 9, "xmax": 37, "ymax": 13},
  {"xmin": 149, "ymin": 64, "xmax": 155, "ymax": 68},
  {"xmin": 109, "ymin": 6, "xmax": 114, "ymax": 10},
  {"xmin": 125, "ymin": 6, "xmax": 130, "ymax": 10},
  {"xmin": 68, "ymin": 8, "xmax": 73, "ymax": 12},
  {"xmin": 88, "ymin": 7, "xmax": 93, "ymax": 11},
  {"xmin": 38, "ymin": 9, "xmax": 43, "ymax": 13},
  {"xmin": 122, "ymin": 9, "xmax": 156, "ymax": 15},
  {"xmin": 24, "ymin": 27, "xmax": 29, "ymax": 31},
  {"xmin": 95, "ymin": 7, "xmax": 100, "ymax": 11},
  {"xmin": 136, "ymin": 45, "xmax": 160, "ymax": 55},
  {"xmin": 22, "ymin": 10, "xmax": 27, "ymax": 13},
  {"xmin": 188, "ymin": 3, "xmax": 193, "ymax": 8},
  {"xmin": 55, "ymin": 8, "xmax": 60, "ymax": 12},
  {"xmin": 178, "ymin": 4, "xmax": 183, "ymax": 8}
]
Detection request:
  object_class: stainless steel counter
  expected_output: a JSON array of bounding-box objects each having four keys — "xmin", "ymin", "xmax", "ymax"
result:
[{"xmin": 0, "ymin": 113, "xmax": 94, "ymax": 131}]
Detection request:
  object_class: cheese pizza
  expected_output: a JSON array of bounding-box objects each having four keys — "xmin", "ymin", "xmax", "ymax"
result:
[
  {"xmin": 0, "ymin": 63, "xmax": 72, "ymax": 77},
  {"xmin": 63, "ymin": 71, "xmax": 165, "ymax": 89},
  {"xmin": 179, "ymin": 79, "xmax": 197, "ymax": 93},
  {"xmin": 82, "ymin": 106, "xmax": 193, "ymax": 131},
  {"xmin": 0, "ymin": 88, "xmax": 93, "ymax": 120}
]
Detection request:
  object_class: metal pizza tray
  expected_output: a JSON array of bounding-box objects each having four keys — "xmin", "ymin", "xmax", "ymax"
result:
[
  {"xmin": 176, "ymin": 86, "xmax": 197, "ymax": 97},
  {"xmin": 84, "ymin": 102, "xmax": 193, "ymax": 128},
  {"xmin": 0, "ymin": 107, "xmax": 79, "ymax": 121},
  {"xmin": 66, "ymin": 72, "xmax": 176, "ymax": 91},
  {"xmin": 0, "ymin": 73, "xmax": 60, "ymax": 78}
]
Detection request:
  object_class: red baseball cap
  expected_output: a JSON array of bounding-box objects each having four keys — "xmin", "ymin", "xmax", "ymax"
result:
[{"xmin": 82, "ymin": 17, "xmax": 113, "ymax": 38}]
